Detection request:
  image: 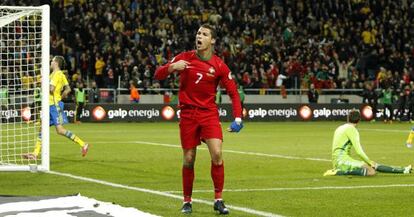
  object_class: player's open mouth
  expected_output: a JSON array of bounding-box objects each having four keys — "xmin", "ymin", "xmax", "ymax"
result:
[{"xmin": 197, "ymin": 40, "xmax": 202, "ymax": 46}]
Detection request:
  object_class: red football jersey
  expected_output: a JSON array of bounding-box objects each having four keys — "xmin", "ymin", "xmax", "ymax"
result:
[{"xmin": 155, "ymin": 50, "xmax": 242, "ymax": 118}]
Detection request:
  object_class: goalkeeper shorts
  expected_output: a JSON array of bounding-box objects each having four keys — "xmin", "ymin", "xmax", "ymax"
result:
[
  {"xmin": 50, "ymin": 101, "xmax": 68, "ymax": 126},
  {"xmin": 334, "ymin": 156, "xmax": 365, "ymax": 172}
]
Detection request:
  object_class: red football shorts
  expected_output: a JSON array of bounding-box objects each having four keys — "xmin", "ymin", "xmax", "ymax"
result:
[{"xmin": 179, "ymin": 107, "xmax": 223, "ymax": 149}]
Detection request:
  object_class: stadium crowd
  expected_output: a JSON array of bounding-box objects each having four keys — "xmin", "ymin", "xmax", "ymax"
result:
[{"xmin": 3, "ymin": 0, "xmax": 414, "ymax": 94}]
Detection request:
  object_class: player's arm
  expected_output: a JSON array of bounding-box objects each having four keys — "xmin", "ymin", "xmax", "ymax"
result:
[
  {"xmin": 349, "ymin": 129, "xmax": 374, "ymax": 166},
  {"xmin": 62, "ymin": 85, "xmax": 71, "ymax": 99},
  {"xmin": 219, "ymin": 63, "xmax": 243, "ymax": 132},
  {"xmin": 61, "ymin": 72, "xmax": 71, "ymax": 99},
  {"xmin": 154, "ymin": 53, "xmax": 189, "ymax": 80},
  {"xmin": 220, "ymin": 66, "xmax": 242, "ymax": 119},
  {"xmin": 50, "ymin": 84, "xmax": 55, "ymax": 95}
]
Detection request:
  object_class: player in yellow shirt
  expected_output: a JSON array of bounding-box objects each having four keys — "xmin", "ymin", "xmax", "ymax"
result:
[{"xmin": 23, "ymin": 56, "xmax": 89, "ymax": 160}]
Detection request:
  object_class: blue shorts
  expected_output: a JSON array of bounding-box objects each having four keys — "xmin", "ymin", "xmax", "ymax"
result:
[{"xmin": 50, "ymin": 101, "xmax": 68, "ymax": 126}]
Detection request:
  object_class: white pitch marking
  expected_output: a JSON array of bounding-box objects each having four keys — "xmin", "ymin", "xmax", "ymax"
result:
[
  {"xmin": 132, "ymin": 141, "xmax": 331, "ymax": 162},
  {"xmin": 52, "ymin": 140, "xmax": 331, "ymax": 162},
  {"xmin": 359, "ymin": 128, "xmax": 408, "ymax": 133},
  {"xmin": 47, "ymin": 170, "xmax": 283, "ymax": 217},
  {"xmin": 163, "ymin": 183, "xmax": 414, "ymax": 193}
]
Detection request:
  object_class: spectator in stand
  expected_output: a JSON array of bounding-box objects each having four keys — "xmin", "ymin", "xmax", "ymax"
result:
[
  {"xmin": 7, "ymin": 0, "xmax": 414, "ymax": 94},
  {"xmin": 308, "ymin": 83, "xmax": 319, "ymax": 104},
  {"xmin": 105, "ymin": 68, "xmax": 116, "ymax": 88},
  {"xmin": 286, "ymin": 55, "xmax": 302, "ymax": 90},
  {"xmin": 316, "ymin": 65, "xmax": 331, "ymax": 89},
  {"xmin": 88, "ymin": 81, "xmax": 100, "ymax": 104},
  {"xmin": 276, "ymin": 72, "xmax": 288, "ymax": 99},
  {"xmin": 21, "ymin": 71, "xmax": 33, "ymax": 95},
  {"xmin": 95, "ymin": 54, "xmax": 105, "ymax": 88},
  {"xmin": 403, "ymin": 69, "xmax": 411, "ymax": 84},
  {"xmin": 396, "ymin": 83, "xmax": 410, "ymax": 121},
  {"xmin": 376, "ymin": 67, "xmax": 387, "ymax": 88},
  {"xmin": 334, "ymin": 52, "xmax": 354, "ymax": 85},
  {"xmin": 242, "ymin": 72, "xmax": 252, "ymax": 88},
  {"xmin": 362, "ymin": 82, "xmax": 378, "ymax": 121}
]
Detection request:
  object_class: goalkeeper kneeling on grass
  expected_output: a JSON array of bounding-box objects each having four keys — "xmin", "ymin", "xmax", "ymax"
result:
[{"xmin": 324, "ymin": 109, "xmax": 411, "ymax": 176}]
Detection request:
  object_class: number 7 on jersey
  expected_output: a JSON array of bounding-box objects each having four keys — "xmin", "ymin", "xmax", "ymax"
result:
[{"xmin": 195, "ymin": 72, "xmax": 203, "ymax": 84}]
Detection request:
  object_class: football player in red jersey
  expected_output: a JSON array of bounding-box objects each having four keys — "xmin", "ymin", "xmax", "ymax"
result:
[{"xmin": 154, "ymin": 24, "xmax": 243, "ymax": 215}]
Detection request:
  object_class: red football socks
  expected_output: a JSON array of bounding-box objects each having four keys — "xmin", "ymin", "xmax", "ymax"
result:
[
  {"xmin": 182, "ymin": 166, "xmax": 194, "ymax": 202},
  {"xmin": 211, "ymin": 161, "xmax": 224, "ymax": 199}
]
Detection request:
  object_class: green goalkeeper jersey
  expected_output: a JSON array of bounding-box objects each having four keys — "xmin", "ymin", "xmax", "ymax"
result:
[{"xmin": 332, "ymin": 123, "xmax": 373, "ymax": 166}]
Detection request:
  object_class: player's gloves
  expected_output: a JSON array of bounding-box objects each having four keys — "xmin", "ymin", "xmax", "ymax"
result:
[{"xmin": 228, "ymin": 117, "xmax": 243, "ymax": 133}]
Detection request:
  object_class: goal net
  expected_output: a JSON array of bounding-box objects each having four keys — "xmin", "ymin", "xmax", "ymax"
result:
[{"xmin": 0, "ymin": 5, "xmax": 49, "ymax": 171}]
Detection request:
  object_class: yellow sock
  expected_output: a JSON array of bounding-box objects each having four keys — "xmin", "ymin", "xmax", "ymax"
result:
[
  {"xmin": 74, "ymin": 136, "xmax": 86, "ymax": 147},
  {"xmin": 407, "ymin": 131, "xmax": 414, "ymax": 144},
  {"xmin": 33, "ymin": 138, "xmax": 42, "ymax": 156},
  {"xmin": 64, "ymin": 130, "xmax": 86, "ymax": 147}
]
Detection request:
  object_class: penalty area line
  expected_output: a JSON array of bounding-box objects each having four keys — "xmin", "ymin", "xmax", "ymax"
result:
[
  {"xmin": 46, "ymin": 170, "xmax": 283, "ymax": 217},
  {"xmin": 164, "ymin": 183, "xmax": 414, "ymax": 193}
]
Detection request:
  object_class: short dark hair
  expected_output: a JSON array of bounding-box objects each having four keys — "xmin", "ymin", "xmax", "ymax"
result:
[
  {"xmin": 54, "ymin": 56, "xmax": 66, "ymax": 70},
  {"xmin": 200, "ymin": 23, "xmax": 216, "ymax": 39},
  {"xmin": 347, "ymin": 109, "xmax": 361, "ymax": 124}
]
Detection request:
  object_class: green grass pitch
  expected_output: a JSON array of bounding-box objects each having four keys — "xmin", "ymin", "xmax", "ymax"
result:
[{"xmin": 1, "ymin": 122, "xmax": 414, "ymax": 216}]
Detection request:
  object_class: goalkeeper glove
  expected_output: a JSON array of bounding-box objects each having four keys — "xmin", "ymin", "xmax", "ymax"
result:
[{"xmin": 228, "ymin": 117, "xmax": 243, "ymax": 133}]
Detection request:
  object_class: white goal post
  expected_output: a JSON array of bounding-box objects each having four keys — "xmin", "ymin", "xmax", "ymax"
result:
[{"xmin": 0, "ymin": 5, "xmax": 50, "ymax": 171}]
